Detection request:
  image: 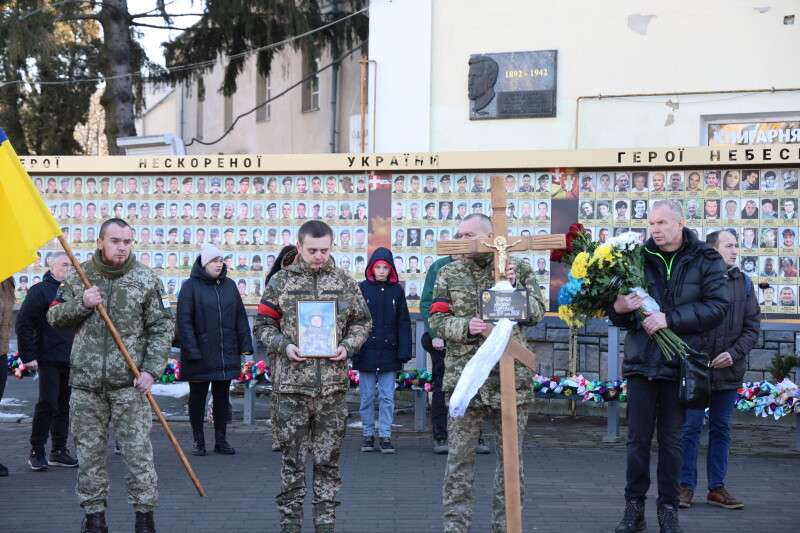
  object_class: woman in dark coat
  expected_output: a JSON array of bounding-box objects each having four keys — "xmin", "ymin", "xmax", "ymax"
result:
[
  {"xmin": 351, "ymin": 247, "xmax": 412, "ymax": 453},
  {"xmin": 178, "ymin": 243, "xmax": 253, "ymax": 456}
]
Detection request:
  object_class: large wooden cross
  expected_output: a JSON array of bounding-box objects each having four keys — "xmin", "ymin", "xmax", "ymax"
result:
[{"xmin": 436, "ymin": 174, "xmax": 565, "ymax": 533}]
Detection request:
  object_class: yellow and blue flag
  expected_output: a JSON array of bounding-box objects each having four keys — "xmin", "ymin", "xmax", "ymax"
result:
[{"xmin": 0, "ymin": 126, "xmax": 61, "ymax": 282}]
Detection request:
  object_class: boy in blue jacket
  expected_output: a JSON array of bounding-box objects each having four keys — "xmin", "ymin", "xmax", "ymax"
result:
[{"xmin": 352, "ymin": 247, "xmax": 412, "ymax": 453}]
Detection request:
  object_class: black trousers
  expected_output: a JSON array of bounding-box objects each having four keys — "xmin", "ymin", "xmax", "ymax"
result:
[
  {"xmin": 188, "ymin": 380, "xmax": 231, "ymax": 434},
  {"xmin": 30, "ymin": 364, "xmax": 71, "ymax": 448},
  {"xmin": 625, "ymin": 375, "xmax": 686, "ymax": 507},
  {"xmin": 421, "ymin": 332, "xmax": 447, "ymax": 441}
]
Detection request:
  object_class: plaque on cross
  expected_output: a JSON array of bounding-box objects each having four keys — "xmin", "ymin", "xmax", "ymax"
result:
[{"xmin": 435, "ymin": 174, "xmax": 566, "ymax": 533}]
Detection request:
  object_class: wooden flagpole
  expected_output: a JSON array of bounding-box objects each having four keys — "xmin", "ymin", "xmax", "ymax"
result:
[{"xmin": 57, "ymin": 235, "xmax": 206, "ymax": 497}]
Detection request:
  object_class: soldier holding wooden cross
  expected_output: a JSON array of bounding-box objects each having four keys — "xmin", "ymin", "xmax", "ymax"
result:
[{"xmin": 430, "ymin": 212, "xmax": 547, "ymax": 532}]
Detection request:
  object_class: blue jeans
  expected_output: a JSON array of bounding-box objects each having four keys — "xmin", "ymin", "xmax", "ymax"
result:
[
  {"xmin": 358, "ymin": 371, "xmax": 396, "ymax": 438},
  {"xmin": 680, "ymin": 388, "xmax": 738, "ymax": 491}
]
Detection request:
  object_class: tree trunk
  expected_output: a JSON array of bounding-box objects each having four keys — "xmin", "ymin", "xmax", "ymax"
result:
[{"xmin": 97, "ymin": 0, "xmax": 137, "ymax": 155}]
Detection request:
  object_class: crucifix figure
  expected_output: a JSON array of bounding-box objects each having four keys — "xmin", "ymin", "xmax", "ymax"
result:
[{"xmin": 432, "ymin": 174, "xmax": 565, "ymax": 533}]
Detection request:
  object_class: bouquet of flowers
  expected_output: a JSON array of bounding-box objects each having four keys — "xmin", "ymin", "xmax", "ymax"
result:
[
  {"xmin": 552, "ymin": 223, "xmax": 697, "ymax": 361},
  {"xmin": 736, "ymin": 378, "xmax": 799, "ymax": 419},
  {"xmin": 533, "ymin": 373, "xmax": 628, "ymax": 404},
  {"xmin": 157, "ymin": 359, "xmax": 180, "ymax": 383},
  {"xmin": 234, "ymin": 360, "xmax": 270, "ymax": 388},
  {"xmin": 6, "ymin": 353, "xmax": 35, "ymax": 379},
  {"xmin": 396, "ymin": 368, "xmax": 433, "ymax": 391},
  {"xmin": 349, "ymin": 369, "xmax": 360, "ymax": 386}
]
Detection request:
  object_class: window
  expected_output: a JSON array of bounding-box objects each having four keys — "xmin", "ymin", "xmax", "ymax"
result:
[
  {"xmin": 256, "ymin": 73, "xmax": 271, "ymax": 122},
  {"xmin": 224, "ymin": 95, "xmax": 233, "ymax": 130},
  {"xmin": 302, "ymin": 47, "xmax": 320, "ymax": 112}
]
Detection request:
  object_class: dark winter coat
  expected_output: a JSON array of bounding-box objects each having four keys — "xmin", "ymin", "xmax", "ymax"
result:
[
  {"xmin": 351, "ymin": 247, "xmax": 412, "ymax": 372},
  {"xmin": 177, "ymin": 258, "xmax": 253, "ymax": 381},
  {"xmin": 705, "ymin": 266, "xmax": 760, "ymax": 390},
  {"xmin": 607, "ymin": 228, "xmax": 729, "ymax": 381},
  {"xmin": 15, "ymin": 271, "xmax": 73, "ymax": 366}
]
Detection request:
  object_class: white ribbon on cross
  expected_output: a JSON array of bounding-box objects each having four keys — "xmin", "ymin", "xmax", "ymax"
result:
[{"xmin": 449, "ymin": 280, "xmax": 517, "ymax": 417}]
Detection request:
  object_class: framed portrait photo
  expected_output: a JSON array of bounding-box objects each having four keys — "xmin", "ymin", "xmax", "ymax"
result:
[{"xmin": 297, "ymin": 299, "xmax": 338, "ymax": 358}]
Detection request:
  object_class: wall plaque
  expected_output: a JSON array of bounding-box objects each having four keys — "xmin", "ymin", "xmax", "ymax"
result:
[{"xmin": 468, "ymin": 50, "xmax": 557, "ymax": 120}]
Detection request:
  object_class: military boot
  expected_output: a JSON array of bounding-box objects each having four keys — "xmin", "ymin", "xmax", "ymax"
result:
[
  {"xmin": 615, "ymin": 500, "xmax": 646, "ymax": 533},
  {"xmin": 657, "ymin": 504, "xmax": 683, "ymax": 533},
  {"xmin": 213, "ymin": 430, "xmax": 235, "ymax": 455},
  {"xmin": 134, "ymin": 510, "xmax": 156, "ymax": 533},
  {"xmin": 280, "ymin": 524, "xmax": 301, "ymax": 533},
  {"xmin": 192, "ymin": 429, "xmax": 206, "ymax": 456},
  {"xmin": 81, "ymin": 511, "xmax": 108, "ymax": 533}
]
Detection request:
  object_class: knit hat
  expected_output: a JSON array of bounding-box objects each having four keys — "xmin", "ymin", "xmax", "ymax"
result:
[{"xmin": 200, "ymin": 243, "xmax": 224, "ymax": 267}]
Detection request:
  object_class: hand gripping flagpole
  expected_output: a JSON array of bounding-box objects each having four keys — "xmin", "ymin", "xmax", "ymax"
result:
[{"xmin": 57, "ymin": 235, "xmax": 206, "ymax": 497}]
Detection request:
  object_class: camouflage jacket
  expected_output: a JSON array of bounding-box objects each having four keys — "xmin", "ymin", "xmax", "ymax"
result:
[
  {"xmin": 254, "ymin": 256, "xmax": 371, "ymax": 397},
  {"xmin": 47, "ymin": 252, "xmax": 175, "ymax": 392},
  {"xmin": 429, "ymin": 254, "xmax": 547, "ymax": 408}
]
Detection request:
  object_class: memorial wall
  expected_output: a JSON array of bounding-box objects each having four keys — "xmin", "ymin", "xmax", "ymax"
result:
[{"xmin": 13, "ymin": 146, "xmax": 800, "ymax": 318}]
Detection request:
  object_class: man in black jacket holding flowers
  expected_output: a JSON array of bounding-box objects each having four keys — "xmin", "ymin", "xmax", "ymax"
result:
[{"xmin": 608, "ymin": 200, "xmax": 729, "ymax": 533}]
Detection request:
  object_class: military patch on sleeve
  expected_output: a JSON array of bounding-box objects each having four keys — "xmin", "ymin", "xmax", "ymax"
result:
[{"xmin": 160, "ymin": 291, "xmax": 171, "ymax": 309}]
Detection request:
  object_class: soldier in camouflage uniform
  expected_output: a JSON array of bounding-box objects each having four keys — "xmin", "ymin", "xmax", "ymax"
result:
[
  {"xmin": 254, "ymin": 220, "xmax": 371, "ymax": 533},
  {"xmin": 430, "ymin": 214, "xmax": 547, "ymax": 533},
  {"xmin": 48, "ymin": 218, "xmax": 175, "ymax": 533}
]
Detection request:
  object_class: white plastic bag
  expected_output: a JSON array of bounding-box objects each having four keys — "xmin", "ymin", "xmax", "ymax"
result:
[{"xmin": 449, "ymin": 281, "xmax": 517, "ymax": 417}]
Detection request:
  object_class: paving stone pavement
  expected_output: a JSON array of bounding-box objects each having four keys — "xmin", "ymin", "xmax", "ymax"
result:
[{"xmin": 1, "ymin": 379, "xmax": 798, "ymax": 532}]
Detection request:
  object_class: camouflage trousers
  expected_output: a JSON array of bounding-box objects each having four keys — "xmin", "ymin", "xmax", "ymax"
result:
[
  {"xmin": 70, "ymin": 387, "xmax": 157, "ymax": 514},
  {"xmin": 273, "ymin": 391, "xmax": 348, "ymax": 527},
  {"xmin": 442, "ymin": 401, "xmax": 528, "ymax": 533}
]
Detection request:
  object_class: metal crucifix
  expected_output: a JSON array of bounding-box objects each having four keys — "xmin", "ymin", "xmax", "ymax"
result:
[{"xmin": 436, "ymin": 174, "xmax": 565, "ymax": 532}]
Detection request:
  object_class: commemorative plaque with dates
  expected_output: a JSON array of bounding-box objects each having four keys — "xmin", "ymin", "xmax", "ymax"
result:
[
  {"xmin": 479, "ymin": 289, "xmax": 530, "ymax": 322},
  {"xmin": 468, "ymin": 50, "xmax": 557, "ymax": 120}
]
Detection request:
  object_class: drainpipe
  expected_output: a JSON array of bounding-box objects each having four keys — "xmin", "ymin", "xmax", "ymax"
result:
[{"xmin": 329, "ymin": 0, "xmax": 340, "ymax": 153}]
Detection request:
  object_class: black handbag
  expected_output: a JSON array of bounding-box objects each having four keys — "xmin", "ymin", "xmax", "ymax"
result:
[{"xmin": 679, "ymin": 351, "xmax": 711, "ymax": 410}]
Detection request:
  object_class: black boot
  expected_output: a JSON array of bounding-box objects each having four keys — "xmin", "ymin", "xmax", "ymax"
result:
[
  {"xmin": 135, "ymin": 510, "xmax": 156, "ymax": 533},
  {"xmin": 657, "ymin": 504, "xmax": 683, "ymax": 533},
  {"xmin": 615, "ymin": 500, "xmax": 646, "ymax": 533},
  {"xmin": 81, "ymin": 511, "xmax": 108, "ymax": 533},
  {"xmin": 192, "ymin": 429, "xmax": 206, "ymax": 456},
  {"xmin": 213, "ymin": 430, "xmax": 235, "ymax": 455}
]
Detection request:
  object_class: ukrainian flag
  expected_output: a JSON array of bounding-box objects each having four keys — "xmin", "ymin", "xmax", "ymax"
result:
[{"xmin": 0, "ymin": 126, "xmax": 61, "ymax": 282}]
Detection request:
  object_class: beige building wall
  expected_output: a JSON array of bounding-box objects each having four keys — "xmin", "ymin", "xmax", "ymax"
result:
[
  {"xmin": 140, "ymin": 45, "xmax": 366, "ymax": 155},
  {"xmin": 370, "ymin": 0, "xmax": 800, "ymax": 152}
]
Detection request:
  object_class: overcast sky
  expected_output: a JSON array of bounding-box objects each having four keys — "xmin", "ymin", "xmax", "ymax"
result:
[{"xmin": 128, "ymin": 0, "xmax": 204, "ymax": 66}]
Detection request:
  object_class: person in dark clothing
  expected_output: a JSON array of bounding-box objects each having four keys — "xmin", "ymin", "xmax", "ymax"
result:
[
  {"xmin": 0, "ymin": 276, "xmax": 16, "ymax": 476},
  {"xmin": 608, "ymin": 200, "xmax": 729, "ymax": 533},
  {"xmin": 265, "ymin": 245, "xmax": 298, "ymax": 453},
  {"xmin": 420, "ymin": 255, "xmax": 453, "ymax": 454},
  {"xmin": 15, "ymin": 252, "xmax": 78, "ymax": 470},
  {"xmin": 351, "ymin": 247, "xmax": 411, "ymax": 454},
  {"xmin": 680, "ymin": 230, "xmax": 759, "ymax": 510},
  {"xmin": 177, "ymin": 243, "xmax": 253, "ymax": 456}
]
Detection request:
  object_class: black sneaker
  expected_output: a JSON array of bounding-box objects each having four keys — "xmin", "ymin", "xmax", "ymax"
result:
[
  {"xmin": 48, "ymin": 447, "xmax": 78, "ymax": 468},
  {"xmin": 476, "ymin": 438, "xmax": 490, "ymax": 455},
  {"xmin": 433, "ymin": 439, "xmax": 449, "ymax": 455},
  {"xmin": 0, "ymin": 462, "xmax": 9, "ymax": 476},
  {"xmin": 379, "ymin": 437, "xmax": 395, "ymax": 454},
  {"xmin": 29, "ymin": 446, "xmax": 48, "ymax": 471},
  {"xmin": 360, "ymin": 436, "xmax": 375, "ymax": 452}
]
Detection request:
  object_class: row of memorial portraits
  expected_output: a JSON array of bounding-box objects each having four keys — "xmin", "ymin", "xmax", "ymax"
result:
[
  {"xmin": 578, "ymin": 197, "xmax": 800, "ymax": 222},
  {"xmin": 44, "ymin": 198, "xmax": 556, "ymax": 224},
  {"xmin": 10, "ymin": 247, "xmax": 553, "ymax": 306},
  {"xmin": 34, "ymin": 168, "xmax": 800, "ymax": 198}
]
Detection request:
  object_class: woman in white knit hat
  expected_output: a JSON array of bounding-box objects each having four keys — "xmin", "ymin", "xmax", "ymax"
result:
[{"xmin": 177, "ymin": 243, "xmax": 253, "ymax": 456}]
